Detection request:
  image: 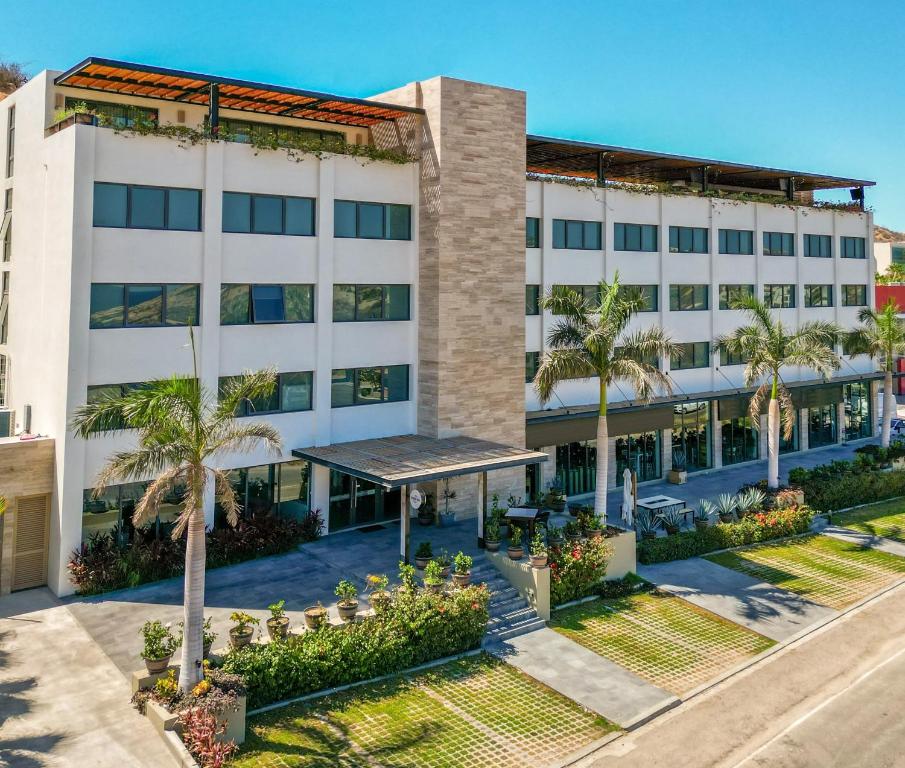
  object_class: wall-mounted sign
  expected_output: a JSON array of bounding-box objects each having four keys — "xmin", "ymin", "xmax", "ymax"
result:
[{"xmin": 409, "ymin": 489, "xmax": 424, "ymax": 509}]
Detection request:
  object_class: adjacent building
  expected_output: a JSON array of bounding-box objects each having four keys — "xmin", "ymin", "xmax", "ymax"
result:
[{"xmin": 0, "ymin": 58, "xmax": 878, "ymax": 595}]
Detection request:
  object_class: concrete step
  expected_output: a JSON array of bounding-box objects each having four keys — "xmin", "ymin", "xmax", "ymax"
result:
[
  {"xmin": 484, "ymin": 617, "xmax": 547, "ymax": 643},
  {"xmin": 487, "ymin": 607, "xmax": 539, "ymax": 629},
  {"xmin": 489, "ymin": 595, "xmax": 528, "ymax": 618}
]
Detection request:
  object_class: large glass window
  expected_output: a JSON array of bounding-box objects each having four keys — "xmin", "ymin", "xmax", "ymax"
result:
[
  {"xmin": 843, "ymin": 381, "xmax": 871, "ymax": 440},
  {"xmin": 719, "ymin": 228, "xmax": 754, "ymax": 255},
  {"xmin": 526, "ymin": 217, "xmax": 540, "ymax": 248},
  {"xmin": 551, "ymin": 219, "xmax": 601, "ymax": 250},
  {"xmin": 841, "ymin": 284, "xmax": 868, "ymax": 307},
  {"xmin": 331, "ymin": 365, "xmax": 409, "ymax": 407},
  {"xmin": 892, "ymin": 245, "xmax": 905, "ymax": 264},
  {"xmin": 89, "ymin": 283, "xmax": 199, "ymax": 328},
  {"xmin": 555, "ymin": 441, "xmax": 597, "ymax": 497},
  {"xmin": 552, "ymin": 284, "xmax": 601, "ymax": 309},
  {"xmin": 615, "ymin": 431, "xmax": 661, "ymax": 484},
  {"xmin": 719, "ymin": 284, "xmax": 754, "ymax": 310},
  {"xmin": 721, "ymin": 415, "xmax": 759, "ymax": 465},
  {"xmin": 808, "ymin": 403, "xmax": 837, "ymax": 448},
  {"xmin": 764, "ymin": 284, "xmax": 796, "ymax": 309},
  {"xmin": 621, "ymin": 284, "xmax": 658, "ymax": 312},
  {"xmin": 763, "ymin": 231, "xmax": 794, "ymax": 257},
  {"xmin": 219, "ymin": 371, "xmax": 313, "ymax": 415},
  {"xmin": 6, "ymin": 105, "xmax": 14, "ymax": 178},
  {"xmin": 804, "ymin": 284, "xmax": 833, "ymax": 308},
  {"xmin": 93, "ymin": 183, "xmax": 201, "ymax": 231},
  {"xmin": 671, "ymin": 342, "xmax": 710, "ymax": 370},
  {"xmin": 614, "ymin": 223, "xmax": 658, "ymax": 252},
  {"xmin": 803, "ymin": 234, "xmax": 832, "ymax": 258},
  {"xmin": 669, "ymin": 284, "xmax": 709, "ymax": 311},
  {"xmin": 525, "ymin": 351, "xmax": 540, "ymax": 383},
  {"xmin": 222, "ymin": 192, "xmax": 315, "ymax": 236},
  {"xmin": 669, "ymin": 226, "xmax": 708, "ymax": 253},
  {"xmin": 220, "ymin": 284, "xmax": 314, "ymax": 324},
  {"xmin": 213, "ymin": 459, "xmax": 312, "ymax": 528},
  {"xmin": 841, "ymin": 237, "xmax": 866, "ymax": 259},
  {"xmin": 220, "ymin": 117, "xmax": 342, "ymax": 147},
  {"xmin": 332, "ymin": 284, "xmax": 410, "ymax": 321},
  {"xmin": 673, "ymin": 401, "xmax": 711, "ymax": 472},
  {"xmin": 327, "ymin": 470, "xmax": 399, "ymax": 532},
  {"xmin": 526, "ymin": 285, "xmax": 540, "ymax": 315},
  {"xmin": 779, "ymin": 410, "xmax": 800, "ymax": 454},
  {"xmin": 334, "ymin": 200, "xmax": 411, "ymax": 240}
]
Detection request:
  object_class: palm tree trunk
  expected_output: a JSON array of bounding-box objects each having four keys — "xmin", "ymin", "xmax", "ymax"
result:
[
  {"xmin": 593, "ymin": 383, "xmax": 609, "ymax": 522},
  {"xmin": 882, "ymin": 369, "xmax": 894, "ymax": 448},
  {"xmin": 178, "ymin": 505, "xmax": 206, "ymax": 692},
  {"xmin": 767, "ymin": 398, "xmax": 780, "ymax": 489}
]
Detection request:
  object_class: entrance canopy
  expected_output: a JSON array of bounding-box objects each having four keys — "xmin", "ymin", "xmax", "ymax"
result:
[{"xmin": 292, "ymin": 434, "xmax": 547, "ymax": 488}]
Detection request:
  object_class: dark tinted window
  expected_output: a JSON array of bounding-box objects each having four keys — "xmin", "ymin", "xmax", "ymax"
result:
[{"xmin": 93, "ymin": 183, "xmax": 128, "ymax": 227}]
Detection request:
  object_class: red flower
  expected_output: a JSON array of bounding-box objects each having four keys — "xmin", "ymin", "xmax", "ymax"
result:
[
  {"xmin": 438, "ymin": 605, "xmax": 446, "ymax": 614},
  {"xmin": 471, "ymin": 602, "xmax": 480, "ymax": 610}
]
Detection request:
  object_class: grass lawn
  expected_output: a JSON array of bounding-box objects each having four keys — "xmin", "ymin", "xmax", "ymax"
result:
[
  {"xmin": 231, "ymin": 654, "xmax": 617, "ymax": 768},
  {"xmin": 706, "ymin": 534, "xmax": 905, "ymax": 609},
  {"xmin": 551, "ymin": 592, "xmax": 774, "ymax": 695},
  {"xmin": 833, "ymin": 499, "xmax": 905, "ymax": 543}
]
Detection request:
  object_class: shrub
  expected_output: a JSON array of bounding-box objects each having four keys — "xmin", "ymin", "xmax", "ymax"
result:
[
  {"xmin": 69, "ymin": 509, "xmax": 322, "ymax": 595},
  {"xmin": 789, "ymin": 460, "xmax": 905, "ymax": 512},
  {"xmin": 596, "ymin": 573, "xmax": 652, "ymax": 599},
  {"xmin": 140, "ymin": 620, "xmax": 180, "ymax": 660},
  {"xmin": 637, "ymin": 506, "xmax": 814, "ymax": 564},
  {"xmin": 221, "ymin": 584, "xmax": 490, "ymax": 709},
  {"xmin": 178, "ymin": 707, "xmax": 238, "ymax": 768},
  {"xmin": 549, "ymin": 537, "xmax": 613, "ymax": 607}
]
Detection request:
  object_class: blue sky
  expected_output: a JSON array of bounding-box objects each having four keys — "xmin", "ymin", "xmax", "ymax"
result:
[{"xmin": 6, "ymin": 0, "xmax": 903, "ymax": 228}]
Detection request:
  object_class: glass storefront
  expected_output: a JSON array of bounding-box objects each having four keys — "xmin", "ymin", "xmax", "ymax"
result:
[
  {"xmin": 328, "ymin": 470, "xmax": 401, "ymax": 531},
  {"xmin": 555, "ymin": 441, "xmax": 597, "ymax": 496},
  {"xmin": 81, "ymin": 480, "xmax": 182, "ymax": 543},
  {"xmin": 615, "ymin": 431, "xmax": 661, "ymax": 485},
  {"xmin": 779, "ymin": 410, "xmax": 800, "ymax": 454},
  {"xmin": 672, "ymin": 401, "xmax": 711, "ymax": 472},
  {"xmin": 808, "ymin": 403, "xmax": 837, "ymax": 448},
  {"xmin": 843, "ymin": 382, "xmax": 871, "ymax": 441},
  {"xmin": 721, "ymin": 415, "xmax": 759, "ymax": 465},
  {"xmin": 214, "ymin": 459, "xmax": 311, "ymax": 527}
]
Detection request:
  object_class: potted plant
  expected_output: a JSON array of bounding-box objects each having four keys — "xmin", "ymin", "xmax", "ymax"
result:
[
  {"xmin": 139, "ymin": 620, "xmax": 179, "ymax": 674},
  {"xmin": 668, "ymin": 448, "xmax": 688, "ymax": 484},
  {"xmin": 529, "ymin": 530, "xmax": 548, "ymax": 568},
  {"xmin": 303, "ymin": 602, "xmax": 328, "ymax": 630},
  {"xmin": 435, "ymin": 549, "xmax": 452, "ymax": 578},
  {"xmin": 228, "ymin": 611, "xmax": 260, "ymax": 650},
  {"xmin": 547, "ymin": 524, "xmax": 564, "ymax": 553},
  {"xmin": 335, "ymin": 579, "xmax": 359, "ymax": 622},
  {"xmin": 452, "ymin": 551, "xmax": 473, "ymax": 587},
  {"xmin": 635, "ymin": 509, "xmax": 658, "ymax": 541},
  {"xmin": 414, "ymin": 541, "xmax": 433, "ymax": 570},
  {"xmin": 736, "ymin": 487, "xmax": 766, "ymax": 519},
  {"xmin": 484, "ymin": 517, "xmax": 501, "ymax": 552},
  {"xmin": 423, "ymin": 559, "xmax": 444, "ymax": 593},
  {"xmin": 659, "ymin": 507, "xmax": 683, "ymax": 535},
  {"xmin": 544, "ymin": 483, "xmax": 567, "ymax": 513},
  {"xmin": 563, "ymin": 519, "xmax": 583, "ymax": 543},
  {"xmin": 585, "ymin": 514, "xmax": 604, "ymax": 539},
  {"xmin": 439, "ymin": 479, "xmax": 457, "ymax": 526},
  {"xmin": 266, "ymin": 599, "xmax": 290, "ymax": 641},
  {"xmin": 507, "ymin": 524, "xmax": 524, "ymax": 560},
  {"xmin": 715, "ymin": 493, "xmax": 737, "ymax": 524},
  {"xmin": 694, "ymin": 499, "xmax": 713, "ymax": 532},
  {"xmin": 366, "ymin": 573, "xmax": 392, "ymax": 612},
  {"xmin": 418, "ymin": 492, "xmax": 436, "ymax": 526}
]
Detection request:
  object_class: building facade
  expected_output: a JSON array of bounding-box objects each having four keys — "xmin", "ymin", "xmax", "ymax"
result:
[{"xmin": 0, "ymin": 59, "xmax": 877, "ymax": 595}]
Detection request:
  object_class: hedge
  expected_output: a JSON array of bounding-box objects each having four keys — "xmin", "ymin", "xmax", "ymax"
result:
[
  {"xmin": 550, "ymin": 537, "xmax": 612, "ymax": 607},
  {"xmin": 221, "ymin": 584, "xmax": 489, "ymax": 709},
  {"xmin": 789, "ymin": 462, "xmax": 905, "ymax": 512},
  {"xmin": 637, "ymin": 506, "xmax": 814, "ymax": 565}
]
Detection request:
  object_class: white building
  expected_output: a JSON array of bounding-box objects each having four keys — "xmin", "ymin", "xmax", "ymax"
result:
[{"xmin": 0, "ymin": 58, "xmax": 878, "ymax": 595}]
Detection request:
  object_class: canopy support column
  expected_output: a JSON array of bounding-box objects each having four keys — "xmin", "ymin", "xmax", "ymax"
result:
[
  {"xmin": 400, "ymin": 484, "xmax": 410, "ymax": 564},
  {"xmin": 477, "ymin": 471, "xmax": 487, "ymax": 548},
  {"xmin": 209, "ymin": 83, "xmax": 219, "ymax": 135}
]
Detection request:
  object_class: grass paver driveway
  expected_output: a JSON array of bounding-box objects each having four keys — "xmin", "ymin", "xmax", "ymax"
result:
[
  {"xmin": 231, "ymin": 654, "xmax": 616, "ymax": 768},
  {"xmin": 833, "ymin": 500, "xmax": 905, "ymax": 543},
  {"xmin": 551, "ymin": 592, "xmax": 774, "ymax": 695},
  {"xmin": 706, "ymin": 534, "xmax": 905, "ymax": 610}
]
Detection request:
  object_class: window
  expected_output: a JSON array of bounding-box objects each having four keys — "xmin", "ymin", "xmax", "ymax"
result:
[
  {"xmin": 671, "ymin": 342, "xmax": 710, "ymax": 370},
  {"xmin": 804, "ymin": 234, "xmax": 832, "ymax": 258},
  {"xmin": 763, "ymin": 231, "xmax": 794, "ymax": 256},
  {"xmin": 764, "ymin": 284, "xmax": 796, "ymax": 309},
  {"xmin": 220, "ymin": 371, "xmax": 313, "ymax": 415},
  {"xmin": 719, "ymin": 348, "xmax": 749, "ymax": 366},
  {"xmin": 222, "ymin": 192, "xmax": 315, "ymax": 236},
  {"xmin": 669, "ymin": 226, "xmax": 708, "ymax": 253},
  {"xmin": 333, "ymin": 284, "xmax": 410, "ymax": 321},
  {"xmin": 844, "ymin": 381, "xmax": 871, "ymax": 440},
  {"xmin": 892, "ymin": 245, "xmax": 905, "ymax": 264},
  {"xmin": 526, "ymin": 285, "xmax": 540, "ymax": 315},
  {"xmin": 331, "ymin": 365, "xmax": 409, "ymax": 407},
  {"xmin": 526, "ymin": 217, "xmax": 540, "ymax": 248},
  {"xmin": 220, "ymin": 284, "xmax": 314, "ymax": 325},
  {"xmin": 555, "ymin": 441, "xmax": 597, "ymax": 496},
  {"xmin": 718, "ymin": 229, "xmax": 754, "ymax": 255},
  {"xmin": 85, "ymin": 382, "xmax": 147, "ymax": 431},
  {"xmin": 1, "ymin": 188, "xmax": 10, "ymax": 262},
  {"xmin": 621, "ymin": 284, "xmax": 658, "ymax": 312},
  {"xmin": 93, "ymin": 183, "xmax": 201, "ymax": 231},
  {"xmin": 669, "ymin": 284, "xmax": 709, "ymax": 311},
  {"xmin": 615, "ymin": 431, "xmax": 661, "ymax": 484},
  {"xmin": 841, "ymin": 236, "xmax": 866, "ymax": 259},
  {"xmin": 5, "ymin": 105, "xmax": 14, "ymax": 178},
  {"xmin": 804, "ymin": 284, "xmax": 833, "ymax": 308},
  {"xmin": 525, "ymin": 351, "xmax": 539, "ymax": 382},
  {"xmin": 552, "ymin": 219, "xmax": 601, "ymax": 250},
  {"xmin": 614, "ymin": 223, "xmax": 658, "ymax": 252},
  {"xmin": 220, "ymin": 118, "xmax": 342, "ymax": 147},
  {"xmin": 616, "ymin": 346, "xmax": 660, "ymax": 369},
  {"xmin": 552, "ymin": 285, "xmax": 600, "ymax": 310},
  {"xmin": 841, "ymin": 284, "xmax": 868, "ymax": 307},
  {"xmin": 65, "ymin": 97, "xmax": 158, "ymax": 129},
  {"xmin": 719, "ymin": 284, "xmax": 754, "ymax": 310},
  {"xmin": 89, "ymin": 283, "xmax": 199, "ymax": 328},
  {"xmin": 334, "ymin": 200, "xmax": 411, "ymax": 240},
  {"xmin": 673, "ymin": 401, "xmax": 711, "ymax": 472},
  {"xmin": 808, "ymin": 402, "xmax": 837, "ymax": 448},
  {"xmin": 722, "ymin": 415, "xmax": 759, "ymax": 465}
]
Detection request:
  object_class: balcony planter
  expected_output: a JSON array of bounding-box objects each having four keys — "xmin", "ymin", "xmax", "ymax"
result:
[{"xmin": 303, "ymin": 605, "xmax": 328, "ymax": 630}]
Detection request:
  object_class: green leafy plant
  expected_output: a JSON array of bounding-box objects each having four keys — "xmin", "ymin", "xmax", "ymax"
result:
[
  {"xmin": 715, "ymin": 493, "xmax": 738, "ymax": 521},
  {"xmin": 453, "ymin": 551, "xmax": 472, "ymax": 575},
  {"xmin": 335, "ymin": 579, "xmax": 358, "ymax": 605},
  {"xmin": 398, "ymin": 561, "xmax": 417, "ymax": 592},
  {"xmin": 435, "ymin": 549, "xmax": 452, "ymax": 568},
  {"xmin": 229, "ymin": 611, "xmax": 259, "ymax": 635},
  {"xmin": 140, "ymin": 620, "xmax": 180, "ymax": 660},
  {"xmin": 634, "ymin": 509, "xmax": 658, "ymax": 538},
  {"xmin": 548, "ymin": 524, "xmax": 564, "ymax": 542},
  {"xmin": 154, "ymin": 669, "xmax": 179, "ymax": 701},
  {"xmin": 789, "ymin": 460, "xmax": 905, "ymax": 512},
  {"xmin": 415, "ymin": 541, "xmax": 433, "ymax": 559},
  {"xmin": 695, "ymin": 499, "xmax": 714, "ymax": 523},
  {"xmin": 484, "ymin": 517, "xmax": 500, "ymax": 542},
  {"xmin": 736, "ymin": 487, "xmax": 767, "ymax": 517},
  {"xmin": 423, "ymin": 559, "xmax": 444, "ymax": 585},
  {"xmin": 563, "ymin": 519, "xmax": 582, "ymax": 538},
  {"xmin": 508, "ymin": 524, "xmax": 523, "ymax": 548},
  {"xmin": 202, "ymin": 617, "xmax": 216, "ymax": 648},
  {"xmin": 658, "ymin": 507, "xmax": 684, "ymax": 532},
  {"xmin": 268, "ymin": 600, "xmax": 286, "ymax": 621},
  {"xmin": 550, "ymin": 537, "xmax": 613, "ymax": 606},
  {"xmin": 530, "ymin": 530, "xmax": 547, "ymax": 557}
]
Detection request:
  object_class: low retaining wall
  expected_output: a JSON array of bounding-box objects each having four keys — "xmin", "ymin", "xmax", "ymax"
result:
[
  {"xmin": 605, "ymin": 529, "xmax": 637, "ymax": 579},
  {"xmin": 486, "ymin": 551, "xmax": 551, "ymax": 621}
]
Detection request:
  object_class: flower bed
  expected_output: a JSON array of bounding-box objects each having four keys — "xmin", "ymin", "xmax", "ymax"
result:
[
  {"xmin": 637, "ymin": 506, "xmax": 815, "ymax": 565},
  {"xmin": 221, "ymin": 583, "xmax": 490, "ymax": 709},
  {"xmin": 789, "ymin": 458, "xmax": 905, "ymax": 512},
  {"xmin": 550, "ymin": 537, "xmax": 613, "ymax": 607}
]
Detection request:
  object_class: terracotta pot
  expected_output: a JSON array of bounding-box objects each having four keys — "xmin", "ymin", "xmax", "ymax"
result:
[
  {"xmin": 337, "ymin": 601, "xmax": 359, "ymax": 623},
  {"xmin": 417, "ymin": 511, "xmax": 435, "ymax": 526},
  {"xmin": 586, "ymin": 528, "xmax": 603, "ymax": 540},
  {"xmin": 485, "ymin": 540, "xmax": 501, "ymax": 552},
  {"xmin": 565, "ymin": 533, "xmax": 583, "ymax": 544},
  {"xmin": 304, "ymin": 606, "xmax": 328, "ymax": 630},
  {"xmin": 202, "ymin": 642, "xmax": 212, "ymax": 660},
  {"xmin": 228, "ymin": 627, "xmax": 254, "ymax": 650},
  {"xmin": 452, "ymin": 571, "xmax": 471, "ymax": 587},
  {"xmin": 529, "ymin": 554, "xmax": 548, "ymax": 569},
  {"xmin": 370, "ymin": 590, "xmax": 392, "ymax": 612},
  {"xmin": 694, "ymin": 519, "xmax": 709, "ymax": 532},
  {"xmin": 664, "ymin": 524, "xmax": 679, "ymax": 536},
  {"xmin": 424, "ymin": 580, "xmax": 443, "ymax": 593},
  {"xmin": 414, "ymin": 556, "xmax": 431, "ymax": 570},
  {"xmin": 718, "ymin": 513, "xmax": 734, "ymax": 524},
  {"xmin": 143, "ymin": 655, "xmax": 171, "ymax": 674},
  {"xmin": 507, "ymin": 546, "xmax": 524, "ymax": 561},
  {"xmin": 641, "ymin": 531, "xmax": 656, "ymax": 541},
  {"xmin": 266, "ymin": 616, "xmax": 290, "ymax": 641},
  {"xmin": 439, "ymin": 565, "xmax": 451, "ymax": 578}
]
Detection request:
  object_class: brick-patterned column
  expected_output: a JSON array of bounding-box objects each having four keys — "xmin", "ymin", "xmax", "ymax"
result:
[{"xmin": 799, "ymin": 408, "xmax": 810, "ymax": 451}]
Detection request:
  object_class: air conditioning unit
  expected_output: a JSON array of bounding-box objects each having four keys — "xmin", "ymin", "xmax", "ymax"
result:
[{"xmin": 0, "ymin": 409, "xmax": 13, "ymax": 437}]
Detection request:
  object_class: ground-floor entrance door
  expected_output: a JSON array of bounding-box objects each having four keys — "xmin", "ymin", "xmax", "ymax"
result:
[{"xmin": 328, "ymin": 470, "xmax": 400, "ymax": 532}]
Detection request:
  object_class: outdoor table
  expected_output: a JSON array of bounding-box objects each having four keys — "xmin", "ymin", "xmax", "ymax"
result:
[
  {"xmin": 505, "ymin": 507, "xmax": 543, "ymax": 539},
  {"xmin": 635, "ymin": 495, "xmax": 685, "ymax": 522}
]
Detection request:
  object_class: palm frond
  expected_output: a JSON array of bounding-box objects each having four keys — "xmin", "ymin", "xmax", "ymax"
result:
[
  {"xmin": 540, "ymin": 286, "xmax": 593, "ymax": 327},
  {"xmin": 215, "ymin": 368, "xmax": 279, "ymax": 422},
  {"xmin": 534, "ymin": 348, "xmax": 597, "ymax": 403},
  {"xmin": 212, "ymin": 468, "xmax": 241, "ymax": 528},
  {"xmin": 92, "ymin": 446, "xmax": 186, "ymax": 497},
  {"xmin": 133, "ymin": 466, "xmax": 185, "ymax": 528},
  {"xmin": 206, "ymin": 421, "xmax": 283, "ymax": 460},
  {"xmin": 610, "ymin": 357, "xmax": 672, "ymax": 401}
]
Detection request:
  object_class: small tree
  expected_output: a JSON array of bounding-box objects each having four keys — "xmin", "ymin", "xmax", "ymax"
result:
[{"xmin": 0, "ymin": 62, "xmax": 28, "ymax": 94}]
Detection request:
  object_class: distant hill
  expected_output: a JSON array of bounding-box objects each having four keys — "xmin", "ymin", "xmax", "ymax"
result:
[{"xmin": 876, "ymin": 225, "xmax": 905, "ymax": 243}]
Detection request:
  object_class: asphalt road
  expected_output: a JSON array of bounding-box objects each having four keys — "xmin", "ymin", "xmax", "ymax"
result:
[{"xmin": 583, "ymin": 581, "xmax": 905, "ymax": 768}]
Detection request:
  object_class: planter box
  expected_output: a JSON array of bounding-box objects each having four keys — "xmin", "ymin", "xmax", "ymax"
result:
[
  {"xmin": 132, "ymin": 664, "xmax": 180, "ymax": 694},
  {"xmin": 605, "ymin": 528, "xmax": 637, "ymax": 580},
  {"xmin": 667, "ymin": 469, "xmax": 687, "ymax": 485}
]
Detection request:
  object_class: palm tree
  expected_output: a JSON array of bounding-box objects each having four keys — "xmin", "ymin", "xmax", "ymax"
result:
[
  {"xmin": 715, "ymin": 295, "xmax": 840, "ymax": 489},
  {"xmin": 845, "ymin": 298, "xmax": 905, "ymax": 447},
  {"xmin": 534, "ymin": 275, "xmax": 676, "ymax": 519},
  {"xmin": 71, "ymin": 367, "xmax": 281, "ymax": 692}
]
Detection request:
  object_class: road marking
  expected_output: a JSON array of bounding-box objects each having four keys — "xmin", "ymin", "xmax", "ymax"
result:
[{"xmin": 730, "ymin": 642, "xmax": 905, "ymax": 767}]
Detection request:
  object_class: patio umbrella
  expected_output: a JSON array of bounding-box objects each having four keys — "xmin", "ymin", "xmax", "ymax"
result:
[{"xmin": 621, "ymin": 469, "xmax": 633, "ymax": 528}]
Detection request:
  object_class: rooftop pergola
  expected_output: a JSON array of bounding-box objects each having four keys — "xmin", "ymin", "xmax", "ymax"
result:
[{"xmin": 293, "ymin": 435, "xmax": 547, "ymax": 562}]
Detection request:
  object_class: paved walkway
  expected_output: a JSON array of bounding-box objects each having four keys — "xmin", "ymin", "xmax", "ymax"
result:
[
  {"xmin": 638, "ymin": 558, "xmax": 836, "ymax": 642},
  {"xmin": 490, "ymin": 627, "xmax": 677, "ymax": 729},
  {"xmin": 0, "ymin": 589, "xmax": 173, "ymax": 768},
  {"xmin": 820, "ymin": 523, "xmax": 905, "ymax": 558}
]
